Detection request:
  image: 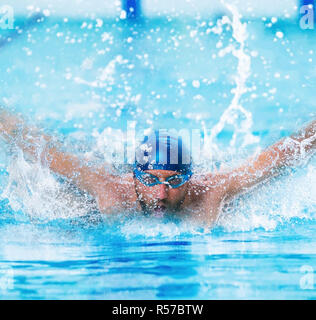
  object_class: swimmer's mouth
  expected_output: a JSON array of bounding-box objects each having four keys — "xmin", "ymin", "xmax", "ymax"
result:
[{"xmin": 153, "ymin": 205, "xmax": 166, "ymax": 216}]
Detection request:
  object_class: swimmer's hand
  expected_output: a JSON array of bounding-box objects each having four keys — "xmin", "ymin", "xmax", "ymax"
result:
[
  {"xmin": 0, "ymin": 107, "xmax": 24, "ymax": 141},
  {"xmin": 0, "ymin": 107, "xmax": 53, "ymax": 159}
]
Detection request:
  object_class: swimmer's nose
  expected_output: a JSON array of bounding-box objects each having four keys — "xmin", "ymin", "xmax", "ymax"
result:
[{"xmin": 157, "ymin": 184, "xmax": 168, "ymax": 200}]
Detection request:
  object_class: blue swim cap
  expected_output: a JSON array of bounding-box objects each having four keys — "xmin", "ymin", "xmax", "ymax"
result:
[{"xmin": 134, "ymin": 131, "xmax": 192, "ymax": 174}]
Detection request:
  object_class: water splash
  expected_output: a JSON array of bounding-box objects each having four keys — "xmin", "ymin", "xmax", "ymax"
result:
[
  {"xmin": 74, "ymin": 55, "xmax": 127, "ymax": 89},
  {"xmin": 1, "ymin": 143, "xmax": 316, "ymax": 233},
  {"xmin": 0, "ymin": 6, "xmax": 315, "ymax": 234},
  {"xmin": 1, "ymin": 150, "xmax": 94, "ymax": 221},
  {"xmin": 203, "ymin": 2, "xmax": 259, "ymax": 161},
  {"xmin": 218, "ymin": 162, "xmax": 316, "ymax": 232}
]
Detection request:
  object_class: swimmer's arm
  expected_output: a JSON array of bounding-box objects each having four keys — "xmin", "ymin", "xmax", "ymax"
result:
[
  {"xmin": 0, "ymin": 108, "xmax": 113, "ymax": 200},
  {"xmin": 224, "ymin": 120, "xmax": 316, "ymax": 198}
]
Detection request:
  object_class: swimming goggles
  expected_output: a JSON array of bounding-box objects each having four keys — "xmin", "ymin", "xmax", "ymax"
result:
[{"xmin": 133, "ymin": 169, "xmax": 192, "ymax": 189}]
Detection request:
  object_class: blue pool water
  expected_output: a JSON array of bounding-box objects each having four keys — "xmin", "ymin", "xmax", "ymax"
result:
[{"xmin": 0, "ymin": 10, "xmax": 316, "ymax": 299}]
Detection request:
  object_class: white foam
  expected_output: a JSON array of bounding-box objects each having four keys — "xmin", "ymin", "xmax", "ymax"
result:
[
  {"xmin": 218, "ymin": 161, "xmax": 316, "ymax": 232},
  {"xmin": 1, "ymin": 150, "xmax": 93, "ymax": 221}
]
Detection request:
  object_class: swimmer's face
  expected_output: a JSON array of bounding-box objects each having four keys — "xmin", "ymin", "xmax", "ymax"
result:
[{"xmin": 134, "ymin": 170, "xmax": 188, "ymax": 216}]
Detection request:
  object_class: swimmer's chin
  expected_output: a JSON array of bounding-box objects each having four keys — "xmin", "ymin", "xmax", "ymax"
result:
[
  {"xmin": 143, "ymin": 204, "xmax": 168, "ymax": 218},
  {"xmin": 152, "ymin": 205, "xmax": 167, "ymax": 217}
]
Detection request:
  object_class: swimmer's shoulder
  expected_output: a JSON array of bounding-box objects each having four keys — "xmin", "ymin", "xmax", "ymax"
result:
[
  {"xmin": 187, "ymin": 172, "xmax": 228, "ymax": 197},
  {"xmin": 184, "ymin": 173, "xmax": 230, "ymax": 225},
  {"xmin": 95, "ymin": 172, "xmax": 140, "ymax": 214}
]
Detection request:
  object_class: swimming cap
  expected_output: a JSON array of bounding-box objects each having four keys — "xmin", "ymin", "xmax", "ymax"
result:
[{"xmin": 134, "ymin": 131, "xmax": 192, "ymax": 174}]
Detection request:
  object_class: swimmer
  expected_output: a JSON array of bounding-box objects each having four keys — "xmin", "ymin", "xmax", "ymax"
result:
[{"xmin": 0, "ymin": 108, "xmax": 316, "ymax": 225}]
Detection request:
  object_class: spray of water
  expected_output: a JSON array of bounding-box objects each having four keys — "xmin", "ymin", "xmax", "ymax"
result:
[
  {"xmin": 1, "ymin": 150, "xmax": 94, "ymax": 221},
  {"xmin": 202, "ymin": 1, "xmax": 259, "ymax": 162},
  {"xmin": 1, "ymin": 4, "xmax": 316, "ymax": 235},
  {"xmin": 201, "ymin": 2, "xmax": 316, "ymax": 232}
]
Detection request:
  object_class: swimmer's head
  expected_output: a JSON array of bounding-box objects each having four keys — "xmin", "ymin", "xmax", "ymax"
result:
[{"xmin": 133, "ymin": 131, "xmax": 192, "ymax": 216}]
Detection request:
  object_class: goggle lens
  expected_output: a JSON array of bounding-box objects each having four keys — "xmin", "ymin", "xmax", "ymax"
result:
[{"xmin": 134, "ymin": 170, "xmax": 191, "ymax": 188}]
